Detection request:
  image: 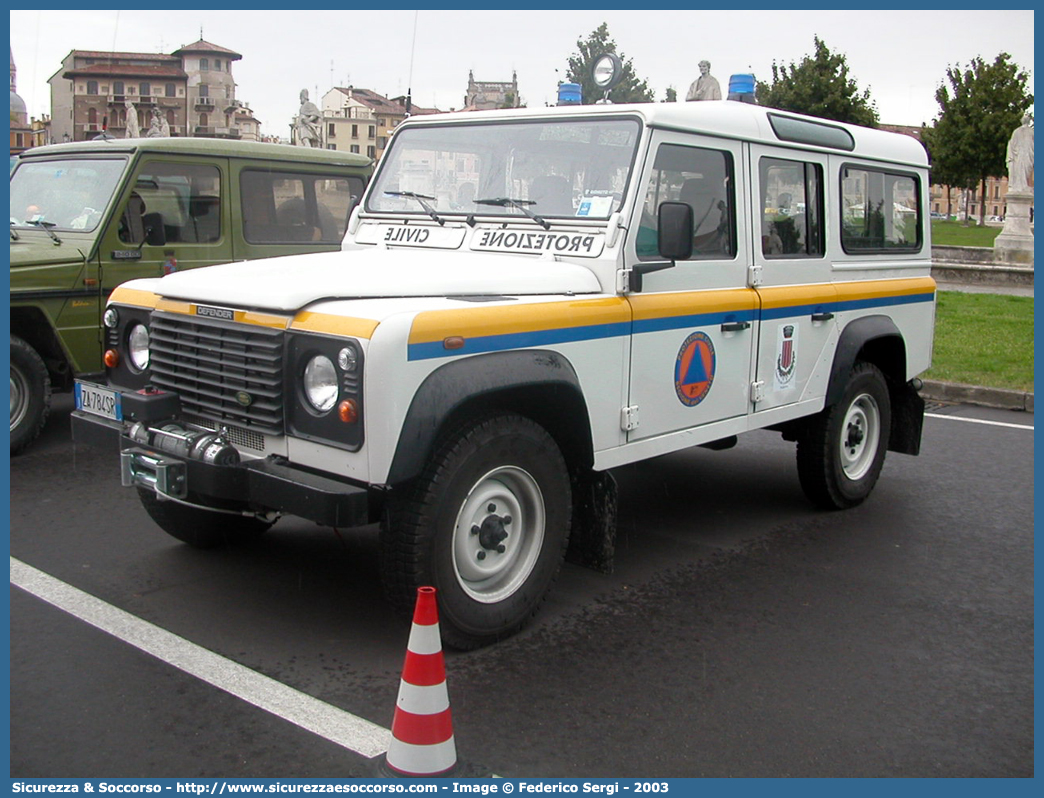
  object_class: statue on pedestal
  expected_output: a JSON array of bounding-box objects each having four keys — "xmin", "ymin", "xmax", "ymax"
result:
[
  {"xmin": 1006, "ymin": 113, "xmax": 1034, "ymax": 195},
  {"xmin": 686, "ymin": 60, "xmax": 722, "ymax": 102},
  {"xmin": 293, "ymin": 89, "xmax": 322, "ymax": 148},
  {"xmin": 994, "ymin": 113, "xmax": 1034, "ymax": 264},
  {"xmin": 124, "ymin": 98, "xmax": 140, "ymax": 138},
  {"xmin": 146, "ymin": 107, "xmax": 169, "ymax": 137}
]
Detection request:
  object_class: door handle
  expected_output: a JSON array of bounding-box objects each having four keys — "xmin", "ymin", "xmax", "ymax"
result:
[
  {"xmin": 720, "ymin": 320, "xmax": 751, "ymax": 332},
  {"xmin": 811, "ymin": 312, "xmax": 835, "ymax": 322}
]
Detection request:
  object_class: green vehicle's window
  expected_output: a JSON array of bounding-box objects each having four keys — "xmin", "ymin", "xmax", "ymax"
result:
[
  {"xmin": 10, "ymin": 158, "xmax": 127, "ymax": 232},
  {"xmin": 240, "ymin": 170, "xmax": 365, "ymax": 244},
  {"xmin": 119, "ymin": 162, "xmax": 222, "ymax": 245}
]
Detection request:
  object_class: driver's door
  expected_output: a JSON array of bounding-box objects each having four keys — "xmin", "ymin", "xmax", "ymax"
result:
[{"xmin": 625, "ymin": 132, "xmax": 757, "ymax": 442}]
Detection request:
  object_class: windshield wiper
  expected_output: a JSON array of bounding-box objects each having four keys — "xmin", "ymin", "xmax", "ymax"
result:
[
  {"xmin": 473, "ymin": 197, "xmax": 550, "ymax": 230},
  {"xmin": 383, "ymin": 191, "xmax": 445, "ymax": 226},
  {"xmin": 26, "ymin": 219, "xmax": 62, "ymax": 245}
]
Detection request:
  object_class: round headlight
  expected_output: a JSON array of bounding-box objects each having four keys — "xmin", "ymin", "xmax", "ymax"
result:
[
  {"xmin": 303, "ymin": 354, "xmax": 338, "ymax": 412},
  {"xmin": 127, "ymin": 323, "xmax": 150, "ymax": 371},
  {"xmin": 103, "ymin": 308, "xmax": 120, "ymax": 329}
]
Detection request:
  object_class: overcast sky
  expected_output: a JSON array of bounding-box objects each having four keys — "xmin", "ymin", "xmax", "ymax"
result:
[{"xmin": 9, "ymin": 8, "xmax": 1035, "ymax": 137}]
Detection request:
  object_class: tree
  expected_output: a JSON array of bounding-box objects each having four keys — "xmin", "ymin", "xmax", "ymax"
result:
[
  {"xmin": 566, "ymin": 23, "xmax": 654, "ymax": 105},
  {"xmin": 663, "ymin": 86, "xmax": 678, "ymax": 103},
  {"xmin": 920, "ymin": 53, "xmax": 1033, "ymax": 225},
  {"xmin": 755, "ymin": 36, "xmax": 879, "ymax": 127}
]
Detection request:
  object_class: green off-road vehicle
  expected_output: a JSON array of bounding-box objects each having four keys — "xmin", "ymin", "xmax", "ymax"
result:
[{"xmin": 10, "ymin": 137, "xmax": 371, "ymax": 453}]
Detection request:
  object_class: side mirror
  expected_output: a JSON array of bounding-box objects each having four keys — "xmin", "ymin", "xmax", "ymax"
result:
[
  {"xmin": 629, "ymin": 202, "xmax": 694, "ymax": 293},
  {"xmin": 141, "ymin": 212, "xmax": 166, "ymax": 247},
  {"xmin": 657, "ymin": 201, "xmax": 694, "ymax": 261}
]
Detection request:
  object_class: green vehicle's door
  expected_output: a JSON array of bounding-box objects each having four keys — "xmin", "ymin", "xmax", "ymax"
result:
[{"xmin": 98, "ymin": 156, "xmax": 231, "ymax": 296}]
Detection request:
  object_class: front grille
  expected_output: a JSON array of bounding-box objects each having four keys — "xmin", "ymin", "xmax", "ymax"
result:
[
  {"xmin": 149, "ymin": 312, "xmax": 285, "ymax": 433},
  {"xmin": 183, "ymin": 414, "xmax": 267, "ymax": 452}
]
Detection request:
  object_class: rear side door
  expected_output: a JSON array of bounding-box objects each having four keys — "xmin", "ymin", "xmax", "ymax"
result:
[
  {"xmin": 234, "ymin": 166, "xmax": 367, "ymax": 258},
  {"xmin": 98, "ymin": 155, "xmax": 230, "ymax": 296},
  {"xmin": 625, "ymin": 132, "xmax": 757, "ymax": 442},
  {"xmin": 749, "ymin": 145, "xmax": 837, "ymax": 414}
]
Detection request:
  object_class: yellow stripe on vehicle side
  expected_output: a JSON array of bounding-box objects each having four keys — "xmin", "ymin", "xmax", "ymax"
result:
[
  {"xmin": 628, "ymin": 288, "xmax": 757, "ymax": 322},
  {"xmin": 409, "ymin": 297, "xmax": 630, "ymax": 345},
  {"xmin": 833, "ymin": 275, "xmax": 937, "ymax": 303}
]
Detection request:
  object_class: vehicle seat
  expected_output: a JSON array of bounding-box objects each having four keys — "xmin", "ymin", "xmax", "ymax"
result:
[
  {"xmin": 529, "ymin": 175, "xmax": 573, "ymax": 216},
  {"xmin": 188, "ymin": 196, "xmax": 221, "ymax": 243},
  {"xmin": 119, "ymin": 192, "xmax": 146, "ymax": 243}
]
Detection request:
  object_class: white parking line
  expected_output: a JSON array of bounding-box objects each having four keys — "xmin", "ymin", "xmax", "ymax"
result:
[
  {"xmin": 925, "ymin": 412, "xmax": 1034, "ymax": 431},
  {"xmin": 9, "ymin": 557, "xmax": 392, "ymax": 758}
]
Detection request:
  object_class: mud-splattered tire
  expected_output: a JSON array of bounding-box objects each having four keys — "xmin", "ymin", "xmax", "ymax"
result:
[
  {"xmin": 797, "ymin": 361, "xmax": 891, "ymax": 510},
  {"xmin": 380, "ymin": 413, "xmax": 571, "ymax": 650}
]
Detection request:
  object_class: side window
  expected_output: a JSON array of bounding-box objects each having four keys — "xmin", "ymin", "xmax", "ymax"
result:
[
  {"xmin": 636, "ymin": 143, "xmax": 734, "ymax": 260},
  {"xmin": 841, "ymin": 166, "xmax": 921, "ymax": 251},
  {"xmin": 118, "ymin": 162, "xmax": 222, "ymax": 245},
  {"xmin": 760, "ymin": 157, "xmax": 824, "ymax": 258},
  {"xmin": 240, "ymin": 170, "xmax": 365, "ymax": 244}
]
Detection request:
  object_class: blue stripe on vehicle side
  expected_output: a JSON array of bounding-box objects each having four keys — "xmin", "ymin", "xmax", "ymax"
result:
[{"xmin": 407, "ymin": 320, "xmax": 633, "ymax": 361}]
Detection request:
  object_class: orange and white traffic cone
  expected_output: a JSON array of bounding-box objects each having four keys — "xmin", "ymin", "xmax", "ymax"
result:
[{"xmin": 382, "ymin": 586, "xmax": 458, "ymax": 777}]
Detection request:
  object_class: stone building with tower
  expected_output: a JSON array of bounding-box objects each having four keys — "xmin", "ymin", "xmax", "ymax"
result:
[
  {"xmin": 10, "ymin": 48, "xmax": 45, "ymax": 155},
  {"xmin": 47, "ymin": 38, "xmax": 259, "ymax": 142},
  {"xmin": 463, "ymin": 70, "xmax": 520, "ymax": 111}
]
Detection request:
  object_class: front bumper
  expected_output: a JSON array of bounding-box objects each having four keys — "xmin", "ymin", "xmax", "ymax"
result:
[{"xmin": 72, "ymin": 411, "xmax": 372, "ymax": 528}]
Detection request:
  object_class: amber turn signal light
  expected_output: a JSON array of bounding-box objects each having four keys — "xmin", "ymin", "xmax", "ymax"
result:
[
  {"xmin": 104, "ymin": 349, "xmax": 120, "ymax": 368},
  {"xmin": 338, "ymin": 399, "xmax": 359, "ymax": 424}
]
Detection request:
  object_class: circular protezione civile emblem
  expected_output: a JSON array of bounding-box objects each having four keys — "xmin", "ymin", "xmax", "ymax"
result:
[{"xmin": 674, "ymin": 331, "xmax": 716, "ymax": 407}]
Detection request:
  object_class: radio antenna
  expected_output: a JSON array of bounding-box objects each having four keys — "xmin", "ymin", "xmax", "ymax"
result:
[{"xmin": 405, "ymin": 10, "xmax": 418, "ymax": 116}]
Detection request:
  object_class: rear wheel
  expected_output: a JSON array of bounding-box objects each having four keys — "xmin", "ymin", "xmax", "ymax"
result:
[
  {"xmin": 10, "ymin": 336, "xmax": 51, "ymax": 455},
  {"xmin": 381, "ymin": 413, "xmax": 571, "ymax": 650},
  {"xmin": 797, "ymin": 361, "xmax": 891, "ymax": 509},
  {"xmin": 137, "ymin": 487, "xmax": 273, "ymax": 548}
]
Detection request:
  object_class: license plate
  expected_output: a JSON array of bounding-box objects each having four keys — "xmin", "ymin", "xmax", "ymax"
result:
[{"xmin": 74, "ymin": 381, "xmax": 123, "ymax": 422}]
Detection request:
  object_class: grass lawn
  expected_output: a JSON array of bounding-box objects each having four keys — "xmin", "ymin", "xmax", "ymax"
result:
[
  {"xmin": 924, "ymin": 291, "xmax": 1034, "ymax": 391},
  {"xmin": 931, "ymin": 220, "xmax": 1002, "ymax": 248}
]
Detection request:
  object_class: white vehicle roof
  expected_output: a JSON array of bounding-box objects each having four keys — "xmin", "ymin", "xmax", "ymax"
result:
[{"xmin": 397, "ymin": 100, "xmax": 929, "ymax": 169}]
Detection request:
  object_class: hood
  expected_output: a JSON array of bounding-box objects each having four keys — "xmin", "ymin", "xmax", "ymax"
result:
[
  {"xmin": 152, "ymin": 247, "xmax": 603, "ymax": 311},
  {"xmin": 9, "ymin": 234, "xmax": 88, "ymax": 269}
]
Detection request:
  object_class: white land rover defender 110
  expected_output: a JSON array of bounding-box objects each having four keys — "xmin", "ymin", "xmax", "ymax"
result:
[{"xmin": 73, "ymin": 101, "xmax": 936, "ymax": 649}]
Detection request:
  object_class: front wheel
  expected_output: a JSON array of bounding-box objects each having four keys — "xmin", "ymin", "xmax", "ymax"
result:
[
  {"xmin": 10, "ymin": 336, "xmax": 52, "ymax": 455},
  {"xmin": 797, "ymin": 361, "xmax": 892, "ymax": 510},
  {"xmin": 136, "ymin": 488, "xmax": 273, "ymax": 548},
  {"xmin": 380, "ymin": 413, "xmax": 571, "ymax": 650}
]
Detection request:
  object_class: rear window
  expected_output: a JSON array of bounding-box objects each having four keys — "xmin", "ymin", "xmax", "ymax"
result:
[
  {"xmin": 840, "ymin": 166, "xmax": 921, "ymax": 252},
  {"xmin": 241, "ymin": 170, "xmax": 365, "ymax": 244}
]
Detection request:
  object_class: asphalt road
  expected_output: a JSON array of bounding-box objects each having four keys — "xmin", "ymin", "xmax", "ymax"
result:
[{"xmin": 9, "ymin": 394, "xmax": 1034, "ymax": 778}]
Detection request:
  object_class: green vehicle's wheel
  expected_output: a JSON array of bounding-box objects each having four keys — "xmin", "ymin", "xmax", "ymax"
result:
[{"xmin": 10, "ymin": 335, "xmax": 51, "ymax": 455}]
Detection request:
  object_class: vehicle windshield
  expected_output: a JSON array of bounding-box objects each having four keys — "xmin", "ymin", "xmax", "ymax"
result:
[
  {"xmin": 10, "ymin": 157, "xmax": 128, "ymax": 232},
  {"xmin": 367, "ymin": 117, "xmax": 642, "ymax": 221}
]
